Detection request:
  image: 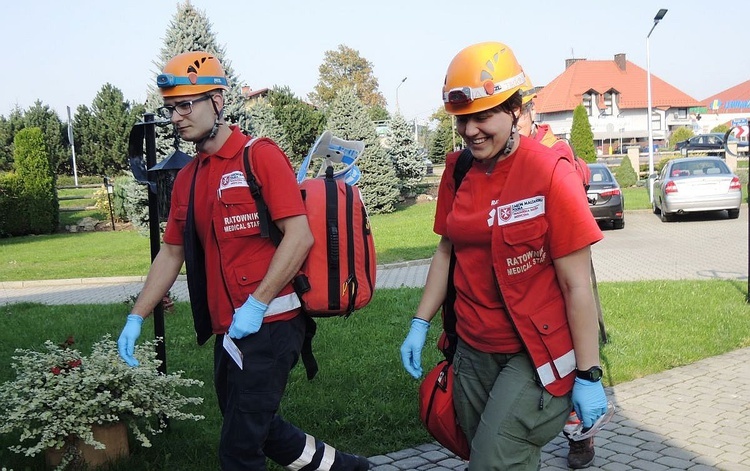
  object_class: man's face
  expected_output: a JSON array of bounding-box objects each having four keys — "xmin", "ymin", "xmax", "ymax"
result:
[
  {"xmin": 161, "ymin": 93, "xmax": 220, "ymax": 142},
  {"xmin": 516, "ymin": 102, "xmax": 535, "ymax": 138}
]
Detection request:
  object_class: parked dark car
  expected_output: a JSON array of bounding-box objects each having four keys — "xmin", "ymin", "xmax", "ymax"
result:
[
  {"xmin": 673, "ymin": 133, "xmax": 741, "ymax": 156},
  {"xmin": 652, "ymin": 156, "xmax": 741, "ymax": 222},
  {"xmin": 586, "ymin": 163, "xmax": 624, "ymax": 229}
]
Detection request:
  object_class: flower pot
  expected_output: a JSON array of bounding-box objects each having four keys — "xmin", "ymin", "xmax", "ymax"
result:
[{"xmin": 45, "ymin": 422, "xmax": 129, "ymax": 469}]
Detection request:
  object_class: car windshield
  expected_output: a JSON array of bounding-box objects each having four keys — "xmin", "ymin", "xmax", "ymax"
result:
[
  {"xmin": 589, "ymin": 167, "xmax": 613, "ymax": 184},
  {"xmin": 669, "ymin": 160, "xmax": 729, "ymax": 177}
]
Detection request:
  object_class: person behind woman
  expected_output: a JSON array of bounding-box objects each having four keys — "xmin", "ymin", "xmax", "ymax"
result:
[{"xmin": 400, "ymin": 41, "xmax": 608, "ymax": 470}]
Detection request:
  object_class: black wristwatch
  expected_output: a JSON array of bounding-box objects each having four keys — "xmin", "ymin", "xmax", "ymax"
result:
[{"xmin": 576, "ymin": 366, "xmax": 603, "ymax": 382}]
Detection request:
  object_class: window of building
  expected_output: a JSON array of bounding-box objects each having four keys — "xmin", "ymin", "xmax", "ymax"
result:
[
  {"xmin": 651, "ymin": 111, "xmax": 661, "ymax": 131},
  {"xmin": 582, "ymin": 93, "xmax": 593, "ymax": 116},
  {"xmin": 602, "ymin": 92, "xmax": 614, "ymax": 116}
]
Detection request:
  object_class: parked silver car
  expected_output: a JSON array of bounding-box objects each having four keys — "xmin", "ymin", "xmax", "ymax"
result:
[{"xmin": 652, "ymin": 157, "xmax": 741, "ymax": 222}]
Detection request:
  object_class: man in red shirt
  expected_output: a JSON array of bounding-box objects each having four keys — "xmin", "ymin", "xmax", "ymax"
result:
[
  {"xmin": 116, "ymin": 51, "xmax": 369, "ymax": 471},
  {"xmin": 517, "ymin": 77, "xmax": 591, "ymax": 191}
]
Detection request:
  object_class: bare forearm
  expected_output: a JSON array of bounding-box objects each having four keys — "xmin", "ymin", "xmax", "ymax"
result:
[
  {"xmin": 252, "ymin": 215, "xmax": 313, "ymax": 304},
  {"xmin": 556, "ymin": 247, "xmax": 601, "ymax": 370},
  {"xmin": 131, "ymin": 244, "xmax": 184, "ymax": 318},
  {"xmin": 414, "ymin": 237, "xmax": 452, "ymax": 323}
]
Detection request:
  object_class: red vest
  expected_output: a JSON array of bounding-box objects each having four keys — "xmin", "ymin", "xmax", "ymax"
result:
[{"xmin": 489, "ymin": 146, "xmax": 577, "ymax": 396}]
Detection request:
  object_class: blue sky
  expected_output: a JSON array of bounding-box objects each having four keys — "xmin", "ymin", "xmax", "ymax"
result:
[{"xmin": 2, "ymin": 0, "xmax": 747, "ymax": 125}]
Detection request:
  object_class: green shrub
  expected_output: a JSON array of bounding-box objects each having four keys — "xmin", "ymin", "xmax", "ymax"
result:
[
  {"xmin": 669, "ymin": 127, "xmax": 693, "ymax": 149},
  {"xmin": 614, "ymin": 155, "xmax": 637, "ymax": 188},
  {"xmin": 11, "ymin": 128, "xmax": 58, "ymax": 235},
  {"xmin": 112, "ymin": 174, "xmax": 132, "ymax": 221},
  {"xmin": 0, "ymin": 173, "xmax": 29, "ymax": 237},
  {"xmin": 570, "ymin": 105, "xmax": 596, "ymax": 163}
]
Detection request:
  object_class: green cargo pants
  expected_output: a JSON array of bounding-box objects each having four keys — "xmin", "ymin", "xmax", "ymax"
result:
[{"xmin": 453, "ymin": 340, "xmax": 571, "ymax": 470}]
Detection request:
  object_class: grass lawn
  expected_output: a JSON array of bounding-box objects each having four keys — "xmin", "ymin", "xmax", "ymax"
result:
[
  {"xmin": 1, "ymin": 183, "xmax": 745, "ymax": 282},
  {"xmin": 0, "ymin": 280, "xmax": 748, "ymax": 470}
]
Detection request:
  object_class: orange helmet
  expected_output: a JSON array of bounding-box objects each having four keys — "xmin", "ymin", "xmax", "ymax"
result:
[
  {"xmin": 520, "ymin": 74, "xmax": 537, "ymax": 106},
  {"xmin": 157, "ymin": 51, "xmax": 229, "ymax": 97},
  {"xmin": 442, "ymin": 42, "xmax": 525, "ymax": 115}
]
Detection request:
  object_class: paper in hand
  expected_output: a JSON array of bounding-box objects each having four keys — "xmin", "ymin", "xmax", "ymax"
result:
[{"xmin": 223, "ymin": 335, "xmax": 243, "ymax": 369}]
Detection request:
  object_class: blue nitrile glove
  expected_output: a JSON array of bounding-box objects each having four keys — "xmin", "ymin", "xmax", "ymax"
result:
[
  {"xmin": 228, "ymin": 294, "xmax": 268, "ymax": 339},
  {"xmin": 117, "ymin": 314, "xmax": 144, "ymax": 367},
  {"xmin": 400, "ymin": 318, "xmax": 430, "ymax": 379},
  {"xmin": 571, "ymin": 377, "xmax": 608, "ymax": 429}
]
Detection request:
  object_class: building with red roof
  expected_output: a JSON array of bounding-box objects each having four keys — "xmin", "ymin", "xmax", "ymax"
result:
[{"xmin": 533, "ymin": 53, "xmax": 702, "ymax": 152}]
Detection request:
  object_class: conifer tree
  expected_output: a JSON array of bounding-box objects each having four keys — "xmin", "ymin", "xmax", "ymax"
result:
[
  {"xmin": 145, "ymin": 0, "xmax": 250, "ymax": 157},
  {"xmin": 73, "ymin": 84, "xmax": 144, "ymax": 175},
  {"xmin": 13, "ymin": 127, "xmax": 57, "ymax": 234},
  {"xmin": 22, "ymin": 102, "xmax": 67, "ymax": 175},
  {"xmin": 247, "ymin": 98, "xmax": 291, "ymax": 157},
  {"xmin": 267, "ymin": 86, "xmax": 325, "ymax": 167},
  {"xmin": 326, "ymin": 87, "xmax": 399, "ymax": 214},
  {"xmin": 570, "ymin": 105, "xmax": 597, "ymax": 163},
  {"xmin": 386, "ymin": 113, "xmax": 425, "ymax": 195}
]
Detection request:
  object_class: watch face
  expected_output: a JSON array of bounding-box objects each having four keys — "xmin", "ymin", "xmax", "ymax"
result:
[
  {"xmin": 578, "ymin": 366, "xmax": 603, "ymax": 381},
  {"xmin": 590, "ymin": 367, "xmax": 603, "ymax": 381}
]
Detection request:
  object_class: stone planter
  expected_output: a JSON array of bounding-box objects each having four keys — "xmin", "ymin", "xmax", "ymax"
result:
[{"xmin": 45, "ymin": 422, "xmax": 129, "ymax": 469}]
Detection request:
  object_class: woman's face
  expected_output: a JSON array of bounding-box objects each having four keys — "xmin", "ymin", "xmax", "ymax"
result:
[{"xmin": 455, "ymin": 107, "xmax": 515, "ymax": 161}]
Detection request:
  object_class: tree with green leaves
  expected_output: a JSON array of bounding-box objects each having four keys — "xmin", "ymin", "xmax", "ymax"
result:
[
  {"xmin": 326, "ymin": 87, "xmax": 399, "ymax": 214},
  {"xmin": 13, "ymin": 127, "xmax": 57, "ymax": 234},
  {"xmin": 267, "ymin": 86, "xmax": 325, "ymax": 167},
  {"xmin": 73, "ymin": 84, "xmax": 145, "ymax": 176},
  {"xmin": 386, "ymin": 113, "xmax": 425, "ymax": 195},
  {"xmin": 669, "ymin": 127, "xmax": 693, "ymax": 150},
  {"xmin": 247, "ymin": 97, "xmax": 290, "ymax": 157},
  {"xmin": 0, "ymin": 108, "xmax": 24, "ymax": 172},
  {"xmin": 570, "ymin": 105, "xmax": 596, "ymax": 163},
  {"xmin": 22, "ymin": 102, "xmax": 67, "ymax": 175},
  {"xmin": 428, "ymin": 108, "xmax": 460, "ymax": 164},
  {"xmin": 309, "ymin": 45, "xmax": 386, "ymax": 110}
]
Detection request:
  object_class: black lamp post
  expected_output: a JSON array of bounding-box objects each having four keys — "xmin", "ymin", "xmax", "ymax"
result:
[
  {"xmin": 103, "ymin": 176, "xmax": 116, "ymax": 231},
  {"xmin": 126, "ymin": 114, "xmax": 190, "ymax": 375}
]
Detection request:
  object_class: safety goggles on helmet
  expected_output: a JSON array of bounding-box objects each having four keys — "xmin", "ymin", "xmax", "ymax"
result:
[
  {"xmin": 443, "ymin": 71, "xmax": 525, "ymax": 106},
  {"xmin": 156, "ymin": 95, "xmax": 213, "ymax": 119},
  {"xmin": 156, "ymin": 73, "xmax": 229, "ymax": 89}
]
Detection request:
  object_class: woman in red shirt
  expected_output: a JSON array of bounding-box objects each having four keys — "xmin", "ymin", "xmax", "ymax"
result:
[{"xmin": 400, "ymin": 42, "xmax": 607, "ymax": 470}]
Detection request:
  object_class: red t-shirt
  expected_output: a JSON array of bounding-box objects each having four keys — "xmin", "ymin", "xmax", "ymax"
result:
[
  {"xmin": 434, "ymin": 137, "xmax": 602, "ymax": 353},
  {"xmin": 164, "ymin": 127, "xmax": 306, "ymax": 332},
  {"xmin": 535, "ymin": 124, "xmax": 591, "ymax": 188}
]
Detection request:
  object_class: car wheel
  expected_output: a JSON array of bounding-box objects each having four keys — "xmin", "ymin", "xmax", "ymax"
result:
[
  {"xmin": 652, "ymin": 200, "xmax": 660, "ymax": 215},
  {"xmin": 728, "ymin": 208, "xmax": 740, "ymax": 219},
  {"xmin": 660, "ymin": 209, "xmax": 673, "ymax": 222},
  {"xmin": 613, "ymin": 219, "xmax": 625, "ymax": 230}
]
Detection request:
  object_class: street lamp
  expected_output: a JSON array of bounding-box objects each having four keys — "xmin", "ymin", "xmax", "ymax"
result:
[
  {"xmin": 396, "ymin": 77, "xmax": 407, "ymax": 113},
  {"xmin": 646, "ymin": 8, "xmax": 668, "ymax": 203}
]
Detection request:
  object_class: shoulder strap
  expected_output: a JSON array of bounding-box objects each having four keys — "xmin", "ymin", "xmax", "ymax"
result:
[
  {"xmin": 243, "ymin": 140, "xmax": 283, "ymax": 246},
  {"xmin": 243, "ymin": 139, "xmax": 320, "ymax": 381},
  {"xmin": 453, "ymin": 148, "xmax": 473, "ymax": 190},
  {"xmin": 441, "ymin": 148, "xmax": 473, "ymax": 363}
]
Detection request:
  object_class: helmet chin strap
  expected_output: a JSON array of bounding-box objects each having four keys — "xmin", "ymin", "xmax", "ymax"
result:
[
  {"xmin": 194, "ymin": 95, "xmax": 225, "ymax": 147},
  {"xmin": 502, "ymin": 124, "xmax": 517, "ymax": 155}
]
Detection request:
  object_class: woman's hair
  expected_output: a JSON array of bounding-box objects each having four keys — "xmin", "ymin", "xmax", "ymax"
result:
[{"xmin": 492, "ymin": 90, "xmax": 522, "ymax": 115}]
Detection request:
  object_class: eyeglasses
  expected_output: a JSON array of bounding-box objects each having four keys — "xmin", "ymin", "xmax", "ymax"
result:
[{"xmin": 157, "ymin": 95, "xmax": 213, "ymax": 119}]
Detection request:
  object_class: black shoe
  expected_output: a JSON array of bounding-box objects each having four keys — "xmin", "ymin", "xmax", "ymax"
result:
[
  {"xmin": 567, "ymin": 437, "xmax": 595, "ymax": 469},
  {"xmin": 334, "ymin": 452, "xmax": 371, "ymax": 470},
  {"xmin": 355, "ymin": 455, "xmax": 371, "ymax": 470}
]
